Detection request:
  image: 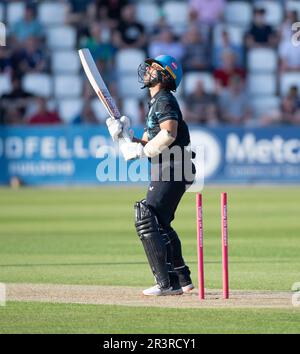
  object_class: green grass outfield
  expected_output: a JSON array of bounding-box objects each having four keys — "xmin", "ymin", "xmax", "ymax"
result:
[{"xmin": 0, "ymin": 186, "xmax": 300, "ymax": 333}]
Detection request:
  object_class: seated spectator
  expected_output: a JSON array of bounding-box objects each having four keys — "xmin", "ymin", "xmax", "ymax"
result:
[
  {"xmin": 246, "ymin": 8, "xmax": 278, "ymax": 48},
  {"xmin": 213, "ymin": 30, "xmax": 244, "ymax": 69},
  {"xmin": 218, "ymin": 76, "xmax": 251, "ymax": 125},
  {"xmin": 10, "ymin": 5, "xmax": 43, "ymax": 45},
  {"xmin": 261, "ymin": 88, "xmax": 300, "ymax": 125},
  {"xmin": 2, "ymin": 106, "xmax": 23, "ymax": 125},
  {"xmin": 0, "ymin": 76, "xmax": 33, "ymax": 123},
  {"xmin": 214, "ymin": 50, "xmax": 246, "ymax": 89},
  {"xmin": 112, "ymin": 4, "xmax": 146, "ymax": 50},
  {"xmin": 66, "ymin": 0, "xmax": 94, "ymax": 26},
  {"xmin": 288, "ymin": 86, "xmax": 300, "ymax": 109},
  {"xmin": 279, "ymin": 10, "xmax": 299, "ymax": 43},
  {"xmin": 188, "ymin": 8, "xmax": 210, "ymax": 43},
  {"xmin": 148, "ymin": 29, "xmax": 185, "ymax": 61},
  {"xmin": 183, "ymin": 80, "xmax": 219, "ymax": 125},
  {"xmin": 188, "ymin": 0, "xmax": 225, "ymax": 26},
  {"xmin": 0, "ymin": 48, "xmax": 12, "ymax": 74},
  {"xmin": 11, "ymin": 37, "xmax": 47, "ymax": 75},
  {"xmin": 88, "ymin": 0, "xmax": 129, "ymax": 29},
  {"xmin": 182, "ymin": 25, "xmax": 210, "ymax": 71},
  {"xmin": 28, "ymin": 97, "xmax": 62, "ymax": 125},
  {"xmin": 73, "ymin": 101, "xmax": 99, "ymax": 124},
  {"xmin": 279, "ymin": 15, "xmax": 300, "ymax": 72},
  {"xmin": 80, "ymin": 22, "xmax": 115, "ymax": 80}
]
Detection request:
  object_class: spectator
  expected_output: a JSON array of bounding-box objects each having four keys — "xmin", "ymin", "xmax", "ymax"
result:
[
  {"xmin": 2, "ymin": 106, "xmax": 23, "ymax": 125},
  {"xmin": 66, "ymin": 0, "xmax": 94, "ymax": 26},
  {"xmin": 188, "ymin": 8, "xmax": 210, "ymax": 43},
  {"xmin": 213, "ymin": 30, "xmax": 244, "ymax": 69},
  {"xmin": 11, "ymin": 37, "xmax": 47, "ymax": 75},
  {"xmin": 11, "ymin": 5, "xmax": 43, "ymax": 45},
  {"xmin": 188, "ymin": 0, "xmax": 226, "ymax": 26},
  {"xmin": 183, "ymin": 80, "xmax": 219, "ymax": 125},
  {"xmin": 0, "ymin": 76, "xmax": 33, "ymax": 124},
  {"xmin": 73, "ymin": 101, "xmax": 98, "ymax": 124},
  {"xmin": 246, "ymin": 8, "xmax": 278, "ymax": 48},
  {"xmin": 148, "ymin": 29, "xmax": 185, "ymax": 61},
  {"xmin": 279, "ymin": 12, "xmax": 300, "ymax": 72},
  {"xmin": 279, "ymin": 10, "xmax": 299, "ymax": 43},
  {"xmin": 218, "ymin": 76, "xmax": 251, "ymax": 125},
  {"xmin": 261, "ymin": 88, "xmax": 300, "ymax": 125},
  {"xmin": 182, "ymin": 25, "xmax": 210, "ymax": 71},
  {"xmin": 288, "ymin": 86, "xmax": 300, "ymax": 109},
  {"xmin": 89, "ymin": 0, "xmax": 129, "ymax": 29},
  {"xmin": 0, "ymin": 48, "xmax": 12, "ymax": 74},
  {"xmin": 113, "ymin": 4, "xmax": 146, "ymax": 50},
  {"xmin": 27, "ymin": 98, "xmax": 62, "ymax": 125},
  {"xmin": 80, "ymin": 22, "xmax": 115, "ymax": 79},
  {"xmin": 214, "ymin": 50, "xmax": 246, "ymax": 89}
]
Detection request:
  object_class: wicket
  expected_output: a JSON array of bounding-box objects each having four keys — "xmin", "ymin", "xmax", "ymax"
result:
[{"xmin": 196, "ymin": 192, "xmax": 229, "ymax": 300}]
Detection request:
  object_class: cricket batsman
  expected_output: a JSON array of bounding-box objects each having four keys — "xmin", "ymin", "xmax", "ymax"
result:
[{"xmin": 106, "ymin": 55, "xmax": 195, "ymax": 296}]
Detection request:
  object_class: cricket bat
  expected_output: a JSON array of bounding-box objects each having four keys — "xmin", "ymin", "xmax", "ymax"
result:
[{"xmin": 78, "ymin": 48, "xmax": 131, "ymax": 143}]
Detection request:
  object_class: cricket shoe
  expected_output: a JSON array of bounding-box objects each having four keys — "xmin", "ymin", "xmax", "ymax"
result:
[
  {"xmin": 174, "ymin": 265, "xmax": 194, "ymax": 293},
  {"xmin": 142, "ymin": 285, "xmax": 183, "ymax": 296},
  {"xmin": 181, "ymin": 283, "xmax": 194, "ymax": 293}
]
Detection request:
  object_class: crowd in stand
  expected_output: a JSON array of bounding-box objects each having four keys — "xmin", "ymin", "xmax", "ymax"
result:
[{"xmin": 0, "ymin": 0, "xmax": 300, "ymax": 126}]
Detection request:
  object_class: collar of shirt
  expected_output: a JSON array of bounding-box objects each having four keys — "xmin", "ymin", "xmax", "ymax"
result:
[{"xmin": 148, "ymin": 89, "xmax": 169, "ymax": 108}]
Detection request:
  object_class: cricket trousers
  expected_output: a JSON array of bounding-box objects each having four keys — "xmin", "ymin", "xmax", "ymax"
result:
[{"xmin": 146, "ymin": 176, "xmax": 193, "ymax": 286}]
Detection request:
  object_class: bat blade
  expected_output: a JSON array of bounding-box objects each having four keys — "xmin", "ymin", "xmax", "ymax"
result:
[
  {"xmin": 78, "ymin": 48, "xmax": 131, "ymax": 143},
  {"xmin": 78, "ymin": 48, "xmax": 120, "ymax": 118}
]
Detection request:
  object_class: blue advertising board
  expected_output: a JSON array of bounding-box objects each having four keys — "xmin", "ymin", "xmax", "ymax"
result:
[{"xmin": 0, "ymin": 125, "xmax": 300, "ymax": 185}]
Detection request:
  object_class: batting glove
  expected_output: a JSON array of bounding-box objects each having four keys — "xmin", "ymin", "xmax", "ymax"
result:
[
  {"xmin": 120, "ymin": 116, "xmax": 134, "ymax": 141},
  {"xmin": 106, "ymin": 116, "xmax": 133, "ymax": 142},
  {"xmin": 120, "ymin": 142, "xmax": 145, "ymax": 161},
  {"xmin": 106, "ymin": 117, "xmax": 122, "ymax": 141}
]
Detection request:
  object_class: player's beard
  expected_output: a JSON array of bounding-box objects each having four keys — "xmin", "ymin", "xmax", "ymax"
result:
[{"xmin": 138, "ymin": 63, "xmax": 159, "ymax": 89}]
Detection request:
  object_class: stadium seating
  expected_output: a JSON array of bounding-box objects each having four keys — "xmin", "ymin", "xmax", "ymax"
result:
[
  {"xmin": 248, "ymin": 48, "xmax": 278, "ymax": 73},
  {"xmin": 22, "ymin": 73, "xmax": 53, "ymax": 97},
  {"xmin": 0, "ymin": 74, "xmax": 12, "ymax": 96},
  {"xmin": 213, "ymin": 24, "xmax": 245, "ymax": 46},
  {"xmin": 46, "ymin": 26, "xmax": 76, "ymax": 50},
  {"xmin": 122, "ymin": 98, "xmax": 141, "ymax": 126},
  {"xmin": 248, "ymin": 74, "xmax": 277, "ymax": 96},
  {"xmin": 118, "ymin": 75, "xmax": 146, "ymax": 99},
  {"xmin": 1, "ymin": 0, "xmax": 299, "ymax": 126},
  {"xmin": 52, "ymin": 50, "xmax": 80, "ymax": 74},
  {"xmin": 184, "ymin": 72, "xmax": 215, "ymax": 95},
  {"xmin": 162, "ymin": 1, "xmax": 189, "ymax": 35},
  {"xmin": 38, "ymin": 2, "xmax": 68, "ymax": 26},
  {"xmin": 251, "ymin": 96, "xmax": 280, "ymax": 118},
  {"xmin": 58, "ymin": 98, "xmax": 83, "ymax": 123},
  {"xmin": 7, "ymin": 1, "xmax": 25, "ymax": 25},
  {"xmin": 224, "ymin": 1, "xmax": 252, "ymax": 28},
  {"xmin": 0, "ymin": 3, "xmax": 4, "ymax": 22},
  {"xmin": 91, "ymin": 97, "xmax": 109, "ymax": 122},
  {"xmin": 136, "ymin": 2, "xmax": 160, "ymax": 30},
  {"xmin": 280, "ymin": 73, "xmax": 300, "ymax": 96},
  {"xmin": 116, "ymin": 49, "xmax": 146, "ymax": 75},
  {"xmin": 54, "ymin": 75, "xmax": 83, "ymax": 98}
]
